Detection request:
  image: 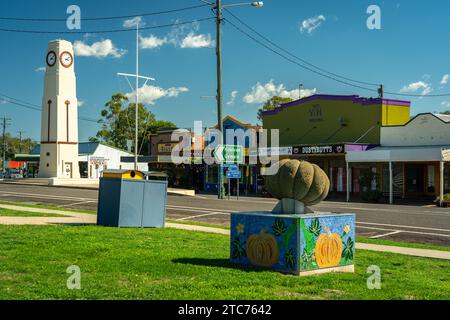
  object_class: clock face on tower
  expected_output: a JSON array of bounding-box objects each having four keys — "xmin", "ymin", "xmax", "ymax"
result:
[
  {"xmin": 60, "ymin": 51, "xmax": 73, "ymax": 68},
  {"xmin": 46, "ymin": 51, "xmax": 56, "ymax": 67}
]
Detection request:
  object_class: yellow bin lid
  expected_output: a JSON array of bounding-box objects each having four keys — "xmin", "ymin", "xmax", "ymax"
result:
[{"xmin": 102, "ymin": 169, "xmax": 145, "ymax": 180}]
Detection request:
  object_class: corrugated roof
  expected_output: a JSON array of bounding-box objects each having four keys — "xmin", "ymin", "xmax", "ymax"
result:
[
  {"xmin": 433, "ymin": 113, "xmax": 450, "ymax": 123},
  {"xmin": 31, "ymin": 142, "xmax": 100, "ymax": 155}
]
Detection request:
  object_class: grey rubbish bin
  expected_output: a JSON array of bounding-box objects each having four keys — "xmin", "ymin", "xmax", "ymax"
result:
[{"xmin": 97, "ymin": 170, "xmax": 168, "ymax": 228}]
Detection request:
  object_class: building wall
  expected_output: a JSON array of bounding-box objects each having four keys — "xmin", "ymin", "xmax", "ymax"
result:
[
  {"xmin": 262, "ymin": 95, "xmax": 410, "ymax": 146},
  {"xmin": 381, "ymin": 114, "xmax": 450, "ymax": 147}
]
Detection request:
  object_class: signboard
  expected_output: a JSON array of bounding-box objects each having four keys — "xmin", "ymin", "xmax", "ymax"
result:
[
  {"xmin": 224, "ymin": 164, "xmax": 238, "ymax": 171},
  {"xmin": 226, "ymin": 170, "xmax": 241, "ymax": 179},
  {"xmin": 292, "ymin": 144, "xmax": 345, "ymax": 156},
  {"xmin": 157, "ymin": 142, "xmax": 178, "ymax": 154},
  {"xmin": 214, "ymin": 145, "xmax": 244, "ymax": 164},
  {"xmin": 257, "ymin": 147, "xmax": 292, "ymax": 157},
  {"xmin": 89, "ymin": 157, "xmax": 108, "ymax": 166}
]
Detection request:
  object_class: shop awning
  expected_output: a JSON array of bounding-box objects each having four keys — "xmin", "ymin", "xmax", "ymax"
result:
[{"xmin": 346, "ymin": 145, "xmax": 450, "ymax": 163}]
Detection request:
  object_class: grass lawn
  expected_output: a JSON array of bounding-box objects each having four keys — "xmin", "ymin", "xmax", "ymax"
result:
[
  {"xmin": 0, "ymin": 225, "xmax": 448, "ymax": 300},
  {"xmin": 0, "ymin": 201, "xmax": 96, "ymax": 215},
  {"xmin": 0, "ymin": 207, "xmax": 67, "ymax": 218}
]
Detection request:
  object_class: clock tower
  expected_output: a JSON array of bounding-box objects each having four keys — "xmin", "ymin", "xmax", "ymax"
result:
[{"xmin": 38, "ymin": 40, "xmax": 80, "ymax": 179}]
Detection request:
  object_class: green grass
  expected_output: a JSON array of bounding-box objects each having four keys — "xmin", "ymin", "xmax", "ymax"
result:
[
  {"xmin": 0, "ymin": 225, "xmax": 448, "ymax": 300},
  {"xmin": 0, "ymin": 201, "xmax": 96, "ymax": 214},
  {"xmin": 0, "ymin": 208, "xmax": 67, "ymax": 218}
]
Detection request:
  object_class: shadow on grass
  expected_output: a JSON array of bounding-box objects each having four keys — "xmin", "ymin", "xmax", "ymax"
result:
[{"xmin": 173, "ymin": 258, "xmax": 271, "ymax": 273}]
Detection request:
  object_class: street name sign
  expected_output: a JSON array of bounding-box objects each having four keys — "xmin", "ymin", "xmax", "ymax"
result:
[{"xmin": 214, "ymin": 145, "xmax": 244, "ymax": 164}]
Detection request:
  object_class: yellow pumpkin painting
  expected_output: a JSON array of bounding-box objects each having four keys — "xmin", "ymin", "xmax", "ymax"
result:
[
  {"xmin": 246, "ymin": 230, "xmax": 279, "ymax": 268},
  {"xmin": 314, "ymin": 227, "xmax": 343, "ymax": 268}
]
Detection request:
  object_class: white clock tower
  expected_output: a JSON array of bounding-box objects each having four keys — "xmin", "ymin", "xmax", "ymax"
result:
[{"xmin": 38, "ymin": 40, "xmax": 80, "ymax": 179}]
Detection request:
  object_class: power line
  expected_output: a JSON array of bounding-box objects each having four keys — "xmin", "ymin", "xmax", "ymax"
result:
[
  {"xmin": 224, "ymin": 18, "xmax": 378, "ymax": 93},
  {"xmin": 224, "ymin": 9, "xmax": 380, "ymax": 87},
  {"xmin": 0, "ymin": 3, "xmax": 210, "ymax": 22},
  {"xmin": 0, "ymin": 17, "xmax": 215, "ymax": 34},
  {"xmin": 0, "ymin": 94, "xmax": 99, "ymax": 123},
  {"xmin": 225, "ymin": 16, "xmax": 450, "ymax": 99}
]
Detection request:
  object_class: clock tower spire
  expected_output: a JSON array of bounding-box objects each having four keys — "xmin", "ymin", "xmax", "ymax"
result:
[{"xmin": 38, "ymin": 39, "xmax": 80, "ymax": 179}]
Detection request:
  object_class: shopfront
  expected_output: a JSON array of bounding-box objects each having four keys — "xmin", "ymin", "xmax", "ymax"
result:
[{"xmin": 346, "ymin": 112, "xmax": 450, "ymax": 205}]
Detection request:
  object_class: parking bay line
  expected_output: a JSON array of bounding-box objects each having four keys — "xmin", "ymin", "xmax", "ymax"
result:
[
  {"xmin": 369, "ymin": 230, "xmax": 403, "ymax": 239},
  {"xmin": 175, "ymin": 212, "xmax": 230, "ymax": 221},
  {"xmin": 357, "ymin": 225, "xmax": 450, "ymax": 238}
]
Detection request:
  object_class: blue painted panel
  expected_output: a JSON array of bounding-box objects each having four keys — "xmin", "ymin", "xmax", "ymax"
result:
[
  {"xmin": 118, "ymin": 180, "xmax": 145, "ymax": 227},
  {"xmin": 97, "ymin": 178, "xmax": 121, "ymax": 226},
  {"xmin": 142, "ymin": 180, "xmax": 168, "ymax": 227}
]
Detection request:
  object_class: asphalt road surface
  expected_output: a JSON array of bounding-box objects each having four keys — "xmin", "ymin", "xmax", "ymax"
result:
[{"xmin": 0, "ymin": 183, "xmax": 449, "ymax": 247}]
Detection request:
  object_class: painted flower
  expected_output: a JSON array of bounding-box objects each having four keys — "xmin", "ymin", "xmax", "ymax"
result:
[
  {"xmin": 236, "ymin": 223, "xmax": 245, "ymax": 235},
  {"xmin": 344, "ymin": 225, "xmax": 351, "ymax": 234}
]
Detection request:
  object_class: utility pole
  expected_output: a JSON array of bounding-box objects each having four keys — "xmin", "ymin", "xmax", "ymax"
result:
[
  {"xmin": 216, "ymin": 0, "xmax": 225, "ymax": 199},
  {"xmin": 1, "ymin": 116, "xmax": 11, "ymax": 175},
  {"xmin": 17, "ymin": 130, "xmax": 25, "ymax": 154}
]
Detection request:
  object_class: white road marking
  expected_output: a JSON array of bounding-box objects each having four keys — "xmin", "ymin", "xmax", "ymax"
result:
[
  {"xmin": 357, "ymin": 221, "xmax": 450, "ymax": 233},
  {"xmin": 369, "ymin": 230, "xmax": 403, "ymax": 239},
  {"xmin": 58, "ymin": 200, "xmax": 96, "ymax": 208},
  {"xmin": 176, "ymin": 212, "xmax": 229, "ymax": 221},
  {"xmin": 0, "ymin": 191, "xmax": 95, "ymax": 202},
  {"xmin": 357, "ymin": 225, "xmax": 450, "ymax": 238},
  {"xmin": 167, "ymin": 204, "xmax": 232, "ymax": 214}
]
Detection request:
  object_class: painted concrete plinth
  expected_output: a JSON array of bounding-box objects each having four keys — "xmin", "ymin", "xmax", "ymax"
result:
[{"xmin": 230, "ymin": 212, "xmax": 355, "ymax": 275}]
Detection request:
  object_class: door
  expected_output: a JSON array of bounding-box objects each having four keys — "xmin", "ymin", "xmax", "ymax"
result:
[
  {"xmin": 405, "ymin": 164, "xmax": 424, "ymax": 195},
  {"xmin": 64, "ymin": 162, "xmax": 73, "ymax": 178}
]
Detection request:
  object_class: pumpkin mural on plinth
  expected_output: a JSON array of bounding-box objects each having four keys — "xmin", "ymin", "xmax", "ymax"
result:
[
  {"xmin": 246, "ymin": 230, "xmax": 279, "ymax": 267},
  {"xmin": 314, "ymin": 227, "xmax": 343, "ymax": 268},
  {"xmin": 230, "ymin": 160, "xmax": 355, "ymax": 275}
]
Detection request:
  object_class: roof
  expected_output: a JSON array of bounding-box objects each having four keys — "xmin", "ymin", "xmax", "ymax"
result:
[
  {"xmin": 29, "ymin": 142, "xmax": 131, "ymax": 156},
  {"xmin": 262, "ymin": 94, "xmax": 411, "ymax": 117},
  {"xmin": 31, "ymin": 142, "xmax": 100, "ymax": 155},
  {"xmin": 433, "ymin": 113, "xmax": 450, "ymax": 123}
]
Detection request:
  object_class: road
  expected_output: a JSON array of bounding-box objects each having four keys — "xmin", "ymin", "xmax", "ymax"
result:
[{"xmin": 0, "ymin": 183, "xmax": 449, "ymax": 247}]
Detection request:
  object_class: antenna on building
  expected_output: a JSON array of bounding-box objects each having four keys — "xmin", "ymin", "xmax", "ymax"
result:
[
  {"xmin": 378, "ymin": 84, "xmax": 384, "ymax": 99},
  {"xmin": 299, "ymin": 83, "xmax": 304, "ymax": 100}
]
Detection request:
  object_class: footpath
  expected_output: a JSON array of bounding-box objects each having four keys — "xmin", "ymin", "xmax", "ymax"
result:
[{"xmin": 0, "ymin": 203, "xmax": 449, "ymax": 261}]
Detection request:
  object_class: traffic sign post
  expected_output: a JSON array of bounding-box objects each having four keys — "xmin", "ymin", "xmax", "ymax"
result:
[{"xmin": 226, "ymin": 169, "xmax": 241, "ymax": 201}]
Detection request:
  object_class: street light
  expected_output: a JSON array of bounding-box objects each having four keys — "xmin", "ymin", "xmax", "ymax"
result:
[{"xmin": 207, "ymin": 0, "xmax": 263, "ymax": 199}]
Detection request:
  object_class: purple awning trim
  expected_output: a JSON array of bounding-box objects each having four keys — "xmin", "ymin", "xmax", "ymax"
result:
[
  {"xmin": 261, "ymin": 94, "xmax": 411, "ymax": 117},
  {"xmin": 345, "ymin": 144, "xmax": 377, "ymax": 152}
]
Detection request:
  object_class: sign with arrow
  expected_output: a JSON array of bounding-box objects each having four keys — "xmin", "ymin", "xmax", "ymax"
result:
[{"xmin": 214, "ymin": 145, "xmax": 244, "ymax": 164}]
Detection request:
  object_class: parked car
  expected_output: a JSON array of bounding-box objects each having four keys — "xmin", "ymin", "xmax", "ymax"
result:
[{"xmin": 6, "ymin": 169, "xmax": 23, "ymax": 179}]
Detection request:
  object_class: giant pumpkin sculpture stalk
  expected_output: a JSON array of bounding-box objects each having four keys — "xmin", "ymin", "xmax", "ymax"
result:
[
  {"xmin": 246, "ymin": 229, "xmax": 279, "ymax": 268},
  {"xmin": 314, "ymin": 227, "xmax": 343, "ymax": 268}
]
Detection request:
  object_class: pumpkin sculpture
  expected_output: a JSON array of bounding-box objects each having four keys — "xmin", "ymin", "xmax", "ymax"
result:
[
  {"xmin": 265, "ymin": 159, "xmax": 330, "ymax": 206},
  {"xmin": 246, "ymin": 230, "xmax": 279, "ymax": 267},
  {"xmin": 314, "ymin": 227, "xmax": 343, "ymax": 268}
]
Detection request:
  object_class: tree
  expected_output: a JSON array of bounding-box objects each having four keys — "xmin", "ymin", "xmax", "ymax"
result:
[
  {"xmin": 93, "ymin": 93, "xmax": 176, "ymax": 155},
  {"xmin": 257, "ymin": 96, "xmax": 293, "ymax": 123},
  {"xmin": 1, "ymin": 133, "xmax": 36, "ymax": 159}
]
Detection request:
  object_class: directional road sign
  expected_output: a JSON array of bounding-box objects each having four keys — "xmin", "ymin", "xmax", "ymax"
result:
[
  {"xmin": 226, "ymin": 170, "xmax": 241, "ymax": 179},
  {"xmin": 214, "ymin": 145, "xmax": 244, "ymax": 164}
]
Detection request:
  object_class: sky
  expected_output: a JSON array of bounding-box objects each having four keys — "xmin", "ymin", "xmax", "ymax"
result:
[{"xmin": 2, "ymin": 0, "xmax": 450, "ymax": 142}]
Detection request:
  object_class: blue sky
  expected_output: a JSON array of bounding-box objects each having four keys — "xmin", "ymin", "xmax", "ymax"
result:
[{"xmin": 2, "ymin": 0, "xmax": 450, "ymax": 142}]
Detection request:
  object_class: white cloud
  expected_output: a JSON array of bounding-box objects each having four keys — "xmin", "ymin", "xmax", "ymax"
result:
[
  {"xmin": 440, "ymin": 74, "xmax": 449, "ymax": 85},
  {"xmin": 226, "ymin": 91, "xmax": 238, "ymax": 105},
  {"xmin": 400, "ymin": 81, "xmax": 433, "ymax": 95},
  {"xmin": 138, "ymin": 20, "xmax": 214, "ymax": 50},
  {"xmin": 300, "ymin": 15, "xmax": 326, "ymax": 34},
  {"xmin": 126, "ymin": 84, "xmax": 189, "ymax": 105},
  {"xmin": 139, "ymin": 35, "xmax": 168, "ymax": 49},
  {"xmin": 243, "ymin": 80, "xmax": 317, "ymax": 104},
  {"xmin": 73, "ymin": 39, "xmax": 127, "ymax": 58},
  {"xmin": 180, "ymin": 33, "xmax": 215, "ymax": 48},
  {"xmin": 123, "ymin": 16, "xmax": 145, "ymax": 28},
  {"xmin": 78, "ymin": 100, "xmax": 85, "ymax": 107},
  {"xmin": 35, "ymin": 67, "xmax": 46, "ymax": 72}
]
